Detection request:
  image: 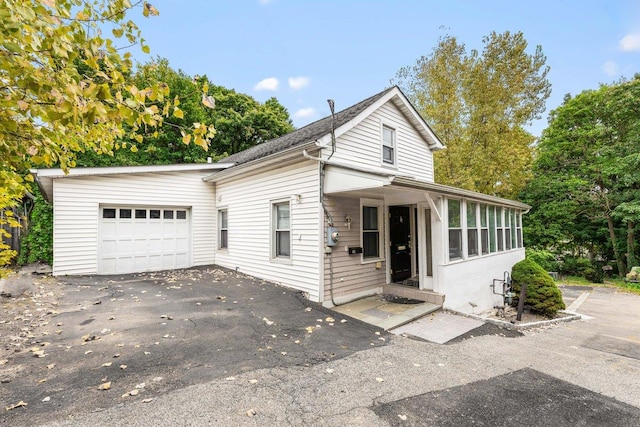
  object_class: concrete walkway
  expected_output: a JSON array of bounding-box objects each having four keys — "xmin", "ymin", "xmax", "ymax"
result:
[{"xmin": 391, "ymin": 311, "xmax": 486, "ymax": 344}]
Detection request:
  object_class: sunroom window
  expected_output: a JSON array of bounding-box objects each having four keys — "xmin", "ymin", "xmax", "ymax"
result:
[{"xmin": 448, "ymin": 199, "xmax": 462, "ymax": 260}]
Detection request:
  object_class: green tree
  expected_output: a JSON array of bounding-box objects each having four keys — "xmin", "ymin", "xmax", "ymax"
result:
[
  {"xmin": 75, "ymin": 58, "xmax": 294, "ymax": 166},
  {"xmin": 522, "ymin": 76, "xmax": 640, "ymax": 275},
  {"xmin": 0, "ymin": 1, "xmax": 215, "ymax": 269},
  {"xmin": 394, "ymin": 31, "xmax": 551, "ymax": 198}
]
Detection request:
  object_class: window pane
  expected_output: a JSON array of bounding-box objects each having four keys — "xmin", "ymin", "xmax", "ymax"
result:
[
  {"xmin": 511, "ymin": 209, "xmax": 517, "ymax": 248},
  {"xmin": 150, "ymin": 209, "xmax": 161, "ymax": 219},
  {"xmin": 448, "ymin": 199, "xmax": 461, "ymax": 228},
  {"xmin": 496, "ymin": 208, "xmax": 503, "ymax": 227},
  {"xmin": 135, "ymin": 209, "xmax": 146, "ymax": 219},
  {"xmin": 517, "ymin": 228, "xmax": 523, "ymax": 248},
  {"xmin": 505, "ymin": 229, "xmax": 512, "ymax": 250},
  {"xmin": 119, "ymin": 209, "xmax": 131, "ymax": 219},
  {"xmin": 468, "ymin": 229, "xmax": 478, "ymax": 256},
  {"xmin": 481, "ymin": 229, "xmax": 489, "ymax": 255},
  {"xmin": 163, "ymin": 210, "xmax": 173, "ymax": 219},
  {"xmin": 276, "ymin": 203, "xmax": 289, "ymax": 229},
  {"xmin": 480, "ymin": 204, "xmax": 487, "ymax": 227},
  {"xmin": 449, "ymin": 229, "xmax": 462, "ymax": 260},
  {"xmin": 467, "ymin": 202, "xmax": 477, "ymax": 227},
  {"xmin": 276, "ymin": 231, "xmax": 290, "ymax": 257},
  {"xmin": 489, "ymin": 207, "xmax": 496, "ymax": 252},
  {"xmin": 363, "ymin": 206, "xmax": 378, "ymax": 230},
  {"xmin": 382, "ymin": 146, "xmax": 394, "ymax": 163},
  {"xmin": 363, "ymin": 232, "xmax": 379, "ymax": 258},
  {"xmin": 220, "ymin": 230, "xmax": 228, "ymax": 249},
  {"xmin": 220, "ymin": 210, "xmax": 228, "ymax": 228},
  {"xmin": 383, "ymin": 126, "xmax": 394, "ymax": 145},
  {"xmin": 103, "ymin": 208, "xmax": 116, "ymax": 218},
  {"xmin": 176, "ymin": 210, "xmax": 186, "ymax": 219},
  {"xmin": 497, "ymin": 229, "xmax": 504, "ymax": 251}
]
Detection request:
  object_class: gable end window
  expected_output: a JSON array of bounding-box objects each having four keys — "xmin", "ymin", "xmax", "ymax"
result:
[
  {"xmin": 382, "ymin": 125, "xmax": 396, "ymax": 165},
  {"xmin": 272, "ymin": 201, "xmax": 291, "ymax": 258},
  {"xmin": 218, "ymin": 209, "xmax": 228, "ymax": 249}
]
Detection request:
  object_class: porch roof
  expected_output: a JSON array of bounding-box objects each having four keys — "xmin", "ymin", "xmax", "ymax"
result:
[{"xmin": 323, "ymin": 165, "xmax": 531, "ymax": 210}]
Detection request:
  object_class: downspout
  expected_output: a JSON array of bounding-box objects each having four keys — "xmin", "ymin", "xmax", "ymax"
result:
[{"xmin": 303, "ymin": 99, "xmax": 340, "ymax": 306}]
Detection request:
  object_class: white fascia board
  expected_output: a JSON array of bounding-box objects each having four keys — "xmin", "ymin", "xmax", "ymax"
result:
[{"xmin": 31, "ymin": 163, "xmax": 233, "ymax": 179}]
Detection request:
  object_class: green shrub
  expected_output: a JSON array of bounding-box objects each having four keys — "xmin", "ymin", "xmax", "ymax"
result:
[
  {"xmin": 559, "ymin": 256, "xmax": 593, "ymax": 277},
  {"xmin": 511, "ymin": 257, "xmax": 566, "ymax": 318},
  {"xmin": 18, "ymin": 194, "xmax": 53, "ymax": 265},
  {"xmin": 525, "ymin": 248, "xmax": 560, "ymax": 272}
]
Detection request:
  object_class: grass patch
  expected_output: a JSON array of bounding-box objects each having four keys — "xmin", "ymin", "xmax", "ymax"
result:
[{"xmin": 557, "ymin": 275, "xmax": 640, "ymax": 295}]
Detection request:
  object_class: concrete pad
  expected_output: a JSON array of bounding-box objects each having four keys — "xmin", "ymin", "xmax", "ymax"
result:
[
  {"xmin": 391, "ymin": 311, "xmax": 485, "ymax": 344},
  {"xmin": 333, "ymin": 296, "xmax": 441, "ymax": 330}
]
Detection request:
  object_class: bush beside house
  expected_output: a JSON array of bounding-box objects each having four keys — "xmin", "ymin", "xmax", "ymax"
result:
[{"xmin": 511, "ymin": 257, "xmax": 565, "ymax": 318}]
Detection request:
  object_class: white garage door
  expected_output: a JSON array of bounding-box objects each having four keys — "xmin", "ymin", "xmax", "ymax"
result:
[{"xmin": 99, "ymin": 206, "xmax": 190, "ymax": 274}]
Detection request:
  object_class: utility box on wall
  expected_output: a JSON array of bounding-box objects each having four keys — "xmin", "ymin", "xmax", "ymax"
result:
[
  {"xmin": 348, "ymin": 247, "xmax": 363, "ymax": 255},
  {"xmin": 327, "ymin": 226, "xmax": 340, "ymax": 246}
]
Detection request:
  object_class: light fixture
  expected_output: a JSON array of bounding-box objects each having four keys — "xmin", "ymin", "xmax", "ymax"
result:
[
  {"xmin": 345, "ymin": 214, "xmax": 352, "ymax": 230},
  {"xmin": 292, "ymin": 194, "xmax": 302, "ymax": 204}
]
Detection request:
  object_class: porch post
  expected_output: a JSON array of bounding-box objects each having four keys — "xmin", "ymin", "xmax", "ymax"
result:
[{"xmin": 417, "ymin": 202, "xmax": 427, "ymax": 290}]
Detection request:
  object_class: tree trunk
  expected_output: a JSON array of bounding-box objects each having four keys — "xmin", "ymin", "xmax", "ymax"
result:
[
  {"xmin": 607, "ymin": 214, "xmax": 626, "ymax": 276},
  {"xmin": 627, "ymin": 220, "xmax": 636, "ymax": 270}
]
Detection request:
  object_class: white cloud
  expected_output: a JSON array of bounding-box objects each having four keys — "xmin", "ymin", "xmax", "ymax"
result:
[
  {"xmin": 254, "ymin": 77, "xmax": 279, "ymax": 91},
  {"xmin": 603, "ymin": 60, "xmax": 619, "ymax": 77},
  {"xmin": 288, "ymin": 76, "xmax": 310, "ymax": 90},
  {"xmin": 293, "ymin": 107, "xmax": 317, "ymax": 119},
  {"xmin": 619, "ymin": 32, "xmax": 640, "ymax": 52},
  {"xmin": 258, "ymin": 0, "xmax": 272, "ymax": 4}
]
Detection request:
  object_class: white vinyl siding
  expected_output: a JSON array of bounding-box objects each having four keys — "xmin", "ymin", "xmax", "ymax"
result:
[
  {"xmin": 52, "ymin": 170, "xmax": 216, "ymax": 276},
  {"xmin": 214, "ymin": 161, "xmax": 321, "ymax": 301},
  {"xmin": 322, "ymin": 102, "xmax": 435, "ymax": 182},
  {"xmin": 323, "ymin": 196, "xmax": 386, "ymax": 300}
]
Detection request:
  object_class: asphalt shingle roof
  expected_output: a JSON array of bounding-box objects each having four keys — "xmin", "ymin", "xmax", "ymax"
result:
[{"xmin": 220, "ymin": 86, "xmax": 396, "ymax": 166}]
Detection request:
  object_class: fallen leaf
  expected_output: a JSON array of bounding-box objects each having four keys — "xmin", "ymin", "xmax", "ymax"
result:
[
  {"xmin": 47, "ymin": 363, "xmax": 55, "ymax": 369},
  {"xmin": 38, "ymin": 378, "xmax": 47, "ymax": 383},
  {"xmin": 129, "ymin": 389, "xmax": 139, "ymax": 396},
  {"xmin": 120, "ymin": 365, "xmax": 127, "ymax": 370},
  {"xmin": 305, "ymin": 326, "xmax": 314, "ymax": 334},
  {"xmin": 152, "ymin": 377, "xmax": 163, "ymax": 382},
  {"xmin": 98, "ymin": 382, "xmax": 111, "ymax": 390},
  {"xmin": 398, "ymin": 414, "xmax": 407, "ymax": 420},
  {"xmin": 93, "ymin": 300, "xmax": 101, "ymax": 305},
  {"xmin": 225, "ymin": 376, "xmax": 236, "ymax": 381},
  {"xmin": 340, "ymin": 319, "xmax": 347, "ymax": 323},
  {"xmin": 262, "ymin": 318, "xmax": 274, "ymax": 326},
  {"xmin": 42, "ymin": 396, "xmax": 50, "ymax": 402},
  {"xmin": 84, "ymin": 350, "xmax": 93, "ymax": 355},
  {"xmin": 0, "ymin": 360, "xmax": 7, "ymax": 365},
  {"xmin": 5, "ymin": 400, "xmax": 27, "ymax": 411},
  {"xmin": 326, "ymin": 368, "xmax": 334, "ymax": 373},
  {"xmin": 304, "ymin": 307, "xmax": 312, "ymax": 312},
  {"xmin": 102, "ymin": 362, "xmax": 112, "ymax": 367},
  {"xmin": 294, "ymin": 339, "xmax": 300, "ymax": 344},
  {"xmin": 141, "ymin": 398, "xmax": 153, "ymax": 403},
  {"xmin": 135, "ymin": 382, "xmax": 145, "ymax": 389},
  {"xmin": 376, "ymin": 377, "xmax": 384, "ymax": 382},
  {"xmin": 246, "ymin": 409, "xmax": 257, "ymax": 417},
  {"xmin": 248, "ymin": 379, "xmax": 258, "ymax": 384},
  {"xmin": 280, "ymin": 352, "xmax": 287, "ymax": 356},
  {"xmin": 113, "ymin": 353, "xmax": 121, "ymax": 358}
]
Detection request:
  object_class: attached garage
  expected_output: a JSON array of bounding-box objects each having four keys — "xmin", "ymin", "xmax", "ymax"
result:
[
  {"xmin": 31, "ymin": 163, "xmax": 232, "ymax": 276},
  {"xmin": 99, "ymin": 206, "xmax": 190, "ymax": 274}
]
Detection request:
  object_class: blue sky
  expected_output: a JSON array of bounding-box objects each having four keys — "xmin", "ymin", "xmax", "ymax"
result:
[{"xmin": 132, "ymin": 0, "xmax": 640, "ymax": 137}]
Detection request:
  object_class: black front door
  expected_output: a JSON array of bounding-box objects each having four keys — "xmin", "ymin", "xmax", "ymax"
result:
[{"xmin": 390, "ymin": 206, "xmax": 411, "ymax": 283}]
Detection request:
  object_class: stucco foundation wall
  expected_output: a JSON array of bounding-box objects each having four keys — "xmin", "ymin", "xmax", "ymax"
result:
[{"xmin": 438, "ymin": 249, "xmax": 525, "ymax": 314}]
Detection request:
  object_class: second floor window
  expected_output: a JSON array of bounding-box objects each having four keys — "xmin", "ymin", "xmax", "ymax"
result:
[{"xmin": 382, "ymin": 125, "xmax": 396, "ymax": 165}]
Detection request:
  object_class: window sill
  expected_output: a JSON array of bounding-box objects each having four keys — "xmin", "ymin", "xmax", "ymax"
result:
[
  {"xmin": 270, "ymin": 257, "xmax": 293, "ymax": 265},
  {"xmin": 361, "ymin": 257, "xmax": 384, "ymax": 265}
]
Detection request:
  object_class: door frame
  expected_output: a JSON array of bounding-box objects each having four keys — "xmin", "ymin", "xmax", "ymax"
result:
[{"xmin": 388, "ymin": 205, "xmax": 412, "ymax": 283}]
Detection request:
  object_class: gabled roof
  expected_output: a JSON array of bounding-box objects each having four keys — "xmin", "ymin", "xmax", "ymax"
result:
[
  {"xmin": 219, "ymin": 86, "xmax": 444, "ymax": 168},
  {"xmin": 31, "ymin": 163, "xmax": 233, "ymax": 202}
]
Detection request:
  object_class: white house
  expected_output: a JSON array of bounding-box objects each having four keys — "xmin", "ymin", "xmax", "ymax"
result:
[{"xmin": 32, "ymin": 86, "xmax": 529, "ymax": 314}]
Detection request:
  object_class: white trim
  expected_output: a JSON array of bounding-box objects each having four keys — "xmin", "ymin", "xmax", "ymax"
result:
[
  {"xmin": 381, "ymin": 121, "xmax": 397, "ymax": 167},
  {"xmin": 315, "ymin": 87, "xmax": 445, "ymax": 150},
  {"xmin": 270, "ymin": 198, "xmax": 292, "ymax": 262}
]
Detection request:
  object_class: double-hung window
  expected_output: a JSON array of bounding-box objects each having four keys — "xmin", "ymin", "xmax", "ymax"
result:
[
  {"xmin": 362, "ymin": 204, "xmax": 381, "ymax": 259},
  {"xmin": 273, "ymin": 201, "xmax": 290, "ymax": 258},
  {"xmin": 467, "ymin": 202, "xmax": 478, "ymax": 257},
  {"xmin": 382, "ymin": 125, "xmax": 396, "ymax": 165},
  {"xmin": 218, "ymin": 209, "xmax": 228, "ymax": 249},
  {"xmin": 516, "ymin": 212, "xmax": 523, "ymax": 248},
  {"xmin": 448, "ymin": 199, "xmax": 462, "ymax": 260}
]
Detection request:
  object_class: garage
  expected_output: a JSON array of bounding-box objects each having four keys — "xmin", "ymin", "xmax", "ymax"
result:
[{"xmin": 99, "ymin": 206, "xmax": 190, "ymax": 274}]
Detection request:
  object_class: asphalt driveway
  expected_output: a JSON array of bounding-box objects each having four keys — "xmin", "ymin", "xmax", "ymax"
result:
[{"xmin": 1, "ymin": 267, "xmax": 385, "ymax": 425}]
